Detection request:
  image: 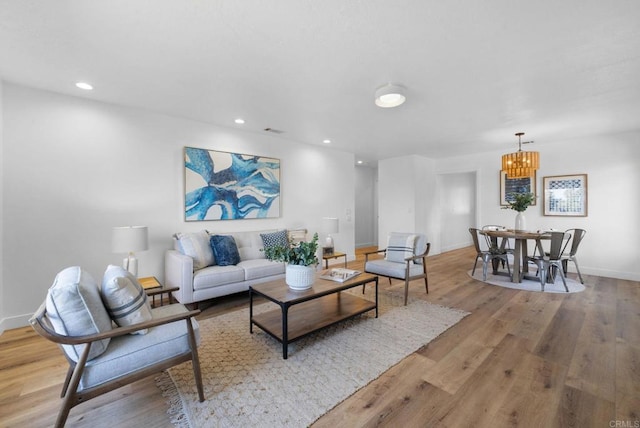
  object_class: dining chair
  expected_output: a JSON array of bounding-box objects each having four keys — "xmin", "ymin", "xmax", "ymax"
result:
[
  {"xmin": 469, "ymin": 228, "xmax": 511, "ymax": 281},
  {"xmin": 481, "ymin": 224, "xmax": 513, "ymax": 267},
  {"xmin": 526, "ymin": 231, "xmax": 570, "ymax": 291},
  {"xmin": 560, "ymin": 228, "xmax": 586, "ymax": 284}
]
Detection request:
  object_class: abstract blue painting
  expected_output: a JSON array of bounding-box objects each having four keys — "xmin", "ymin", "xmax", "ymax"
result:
[{"xmin": 184, "ymin": 147, "xmax": 280, "ymax": 221}]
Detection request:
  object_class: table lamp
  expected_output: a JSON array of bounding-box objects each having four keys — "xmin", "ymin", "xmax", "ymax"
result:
[
  {"xmin": 112, "ymin": 226, "xmax": 148, "ymax": 277},
  {"xmin": 322, "ymin": 217, "xmax": 339, "ymax": 256}
]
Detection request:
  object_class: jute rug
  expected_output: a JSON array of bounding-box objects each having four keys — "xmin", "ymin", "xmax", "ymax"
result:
[
  {"xmin": 156, "ymin": 287, "xmax": 468, "ymax": 427},
  {"xmin": 467, "ymin": 268, "xmax": 585, "ymax": 293}
]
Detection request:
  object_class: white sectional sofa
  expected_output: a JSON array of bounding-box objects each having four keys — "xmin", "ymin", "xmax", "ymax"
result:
[{"xmin": 165, "ymin": 229, "xmax": 306, "ymax": 306}]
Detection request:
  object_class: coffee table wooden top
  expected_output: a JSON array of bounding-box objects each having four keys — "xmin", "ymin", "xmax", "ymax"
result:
[{"xmin": 250, "ymin": 272, "xmax": 377, "ymax": 304}]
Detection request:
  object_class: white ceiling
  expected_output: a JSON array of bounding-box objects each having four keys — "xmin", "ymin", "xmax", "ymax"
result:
[{"xmin": 1, "ymin": 1, "xmax": 639, "ymax": 163}]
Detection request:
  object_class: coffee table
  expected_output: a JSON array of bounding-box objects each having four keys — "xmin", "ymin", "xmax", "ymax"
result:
[{"xmin": 249, "ymin": 272, "xmax": 378, "ymax": 359}]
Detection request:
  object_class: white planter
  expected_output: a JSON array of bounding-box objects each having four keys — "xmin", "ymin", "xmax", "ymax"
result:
[
  {"xmin": 285, "ymin": 265, "xmax": 315, "ymax": 290},
  {"xmin": 515, "ymin": 211, "xmax": 526, "ymax": 231}
]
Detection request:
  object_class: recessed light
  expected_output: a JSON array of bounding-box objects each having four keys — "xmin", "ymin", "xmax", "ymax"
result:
[
  {"xmin": 75, "ymin": 82, "xmax": 93, "ymax": 90},
  {"xmin": 323, "ymin": 139, "xmax": 331, "ymax": 144},
  {"xmin": 357, "ymin": 160, "xmax": 364, "ymax": 164},
  {"xmin": 234, "ymin": 118, "xmax": 245, "ymax": 124}
]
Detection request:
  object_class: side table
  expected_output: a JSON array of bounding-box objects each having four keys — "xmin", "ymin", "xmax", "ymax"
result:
[
  {"xmin": 139, "ymin": 276, "xmax": 178, "ymax": 308},
  {"xmin": 322, "ymin": 251, "xmax": 347, "ymax": 269}
]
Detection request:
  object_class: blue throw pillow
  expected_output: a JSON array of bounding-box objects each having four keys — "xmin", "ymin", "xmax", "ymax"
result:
[
  {"xmin": 260, "ymin": 229, "xmax": 289, "ymax": 249},
  {"xmin": 210, "ymin": 235, "xmax": 241, "ymax": 266}
]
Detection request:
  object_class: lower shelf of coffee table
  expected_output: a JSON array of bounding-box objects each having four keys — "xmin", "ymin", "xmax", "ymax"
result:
[{"xmin": 251, "ymin": 292, "xmax": 376, "ymax": 342}]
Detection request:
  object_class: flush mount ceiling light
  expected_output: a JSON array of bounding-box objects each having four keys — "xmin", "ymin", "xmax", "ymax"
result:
[
  {"xmin": 75, "ymin": 82, "xmax": 93, "ymax": 90},
  {"xmin": 322, "ymin": 139, "xmax": 331, "ymax": 144},
  {"xmin": 501, "ymin": 132, "xmax": 540, "ymax": 178},
  {"xmin": 234, "ymin": 118, "xmax": 245, "ymax": 124},
  {"xmin": 375, "ymin": 83, "xmax": 406, "ymax": 108}
]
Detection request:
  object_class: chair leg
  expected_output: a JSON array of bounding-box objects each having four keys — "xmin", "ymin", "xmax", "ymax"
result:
[
  {"xmin": 572, "ymin": 257, "xmax": 584, "ymax": 284},
  {"xmin": 472, "ymin": 256, "xmax": 479, "ymax": 276},
  {"xmin": 482, "ymin": 260, "xmax": 488, "ymax": 281},
  {"xmin": 186, "ymin": 319, "xmax": 205, "ymax": 402},
  {"xmin": 539, "ymin": 263, "xmax": 547, "ymax": 292},
  {"xmin": 556, "ymin": 262, "xmax": 569, "ymax": 292},
  {"xmin": 403, "ymin": 278, "xmax": 409, "ymax": 306}
]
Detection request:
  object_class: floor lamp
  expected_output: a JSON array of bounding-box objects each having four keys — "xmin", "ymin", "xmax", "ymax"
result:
[{"xmin": 112, "ymin": 226, "xmax": 148, "ymax": 277}]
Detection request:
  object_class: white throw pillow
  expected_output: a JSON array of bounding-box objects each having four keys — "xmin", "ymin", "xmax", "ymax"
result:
[
  {"xmin": 46, "ymin": 266, "xmax": 112, "ymax": 362},
  {"xmin": 101, "ymin": 265, "xmax": 153, "ymax": 334},
  {"xmin": 385, "ymin": 233, "xmax": 417, "ymax": 263},
  {"xmin": 176, "ymin": 230, "xmax": 215, "ymax": 270}
]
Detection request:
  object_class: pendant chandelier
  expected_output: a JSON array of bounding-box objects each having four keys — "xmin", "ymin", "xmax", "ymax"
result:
[{"xmin": 501, "ymin": 132, "xmax": 539, "ymax": 178}]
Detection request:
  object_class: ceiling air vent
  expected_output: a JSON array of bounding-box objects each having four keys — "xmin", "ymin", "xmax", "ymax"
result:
[{"xmin": 264, "ymin": 127, "xmax": 284, "ymax": 134}]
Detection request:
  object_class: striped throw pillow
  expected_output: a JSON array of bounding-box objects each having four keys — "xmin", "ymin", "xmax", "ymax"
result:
[
  {"xmin": 101, "ymin": 265, "xmax": 153, "ymax": 335},
  {"xmin": 385, "ymin": 233, "xmax": 417, "ymax": 263}
]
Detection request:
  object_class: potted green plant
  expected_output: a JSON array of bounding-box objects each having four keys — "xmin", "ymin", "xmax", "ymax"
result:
[
  {"xmin": 502, "ymin": 192, "xmax": 535, "ymax": 231},
  {"xmin": 263, "ymin": 233, "xmax": 319, "ymax": 290}
]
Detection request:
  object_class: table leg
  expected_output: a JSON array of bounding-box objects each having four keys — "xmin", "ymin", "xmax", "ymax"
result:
[
  {"xmin": 512, "ymin": 239, "xmax": 522, "ymax": 283},
  {"xmin": 374, "ymin": 277, "xmax": 379, "ymax": 318},
  {"xmin": 249, "ymin": 288, "xmax": 254, "ymax": 334},
  {"xmin": 282, "ymin": 304, "xmax": 289, "ymax": 359}
]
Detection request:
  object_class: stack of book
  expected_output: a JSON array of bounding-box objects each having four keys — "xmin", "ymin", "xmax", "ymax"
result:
[{"xmin": 319, "ymin": 268, "xmax": 361, "ymax": 283}]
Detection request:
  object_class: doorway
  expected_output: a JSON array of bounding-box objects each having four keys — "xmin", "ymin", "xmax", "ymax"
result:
[{"xmin": 438, "ymin": 171, "xmax": 476, "ymax": 252}]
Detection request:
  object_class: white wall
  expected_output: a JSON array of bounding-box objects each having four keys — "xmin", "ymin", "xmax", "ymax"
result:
[
  {"xmin": 0, "ymin": 81, "xmax": 4, "ymax": 333},
  {"xmin": 1, "ymin": 83, "xmax": 355, "ymax": 329},
  {"xmin": 434, "ymin": 132, "xmax": 640, "ymax": 281},
  {"xmin": 377, "ymin": 155, "xmax": 438, "ymax": 248}
]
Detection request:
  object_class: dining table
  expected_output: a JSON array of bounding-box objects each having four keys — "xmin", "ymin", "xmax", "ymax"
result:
[{"xmin": 479, "ymin": 229, "xmax": 550, "ymax": 283}]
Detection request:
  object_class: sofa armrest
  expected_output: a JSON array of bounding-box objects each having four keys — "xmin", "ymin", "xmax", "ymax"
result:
[{"xmin": 165, "ymin": 250, "xmax": 196, "ymax": 304}]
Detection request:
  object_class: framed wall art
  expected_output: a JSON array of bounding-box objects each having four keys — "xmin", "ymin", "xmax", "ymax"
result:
[
  {"xmin": 500, "ymin": 171, "xmax": 537, "ymax": 206},
  {"xmin": 184, "ymin": 147, "xmax": 281, "ymax": 221},
  {"xmin": 543, "ymin": 174, "xmax": 588, "ymax": 216}
]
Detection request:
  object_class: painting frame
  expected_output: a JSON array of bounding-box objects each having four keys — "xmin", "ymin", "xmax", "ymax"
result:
[
  {"xmin": 543, "ymin": 174, "xmax": 588, "ymax": 217},
  {"xmin": 500, "ymin": 171, "xmax": 537, "ymax": 206},
  {"xmin": 184, "ymin": 147, "xmax": 281, "ymax": 221}
]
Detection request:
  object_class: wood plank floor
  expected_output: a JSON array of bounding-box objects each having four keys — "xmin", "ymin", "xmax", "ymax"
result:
[{"xmin": 1, "ymin": 246, "xmax": 638, "ymax": 427}]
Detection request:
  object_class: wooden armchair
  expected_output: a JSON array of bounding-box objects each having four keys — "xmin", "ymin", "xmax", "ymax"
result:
[
  {"xmin": 364, "ymin": 233, "xmax": 430, "ymax": 305},
  {"xmin": 29, "ymin": 266, "xmax": 205, "ymax": 428}
]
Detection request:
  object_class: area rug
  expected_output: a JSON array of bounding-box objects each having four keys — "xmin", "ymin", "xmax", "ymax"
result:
[
  {"xmin": 467, "ymin": 268, "xmax": 585, "ymax": 293},
  {"xmin": 156, "ymin": 288, "xmax": 468, "ymax": 427}
]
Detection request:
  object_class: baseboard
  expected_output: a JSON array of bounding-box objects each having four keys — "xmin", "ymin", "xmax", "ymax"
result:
[{"xmin": 0, "ymin": 313, "xmax": 32, "ymax": 334}]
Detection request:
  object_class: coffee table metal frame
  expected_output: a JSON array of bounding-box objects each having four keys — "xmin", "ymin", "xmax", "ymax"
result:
[{"xmin": 249, "ymin": 273, "xmax": 379, "ymax": 359}]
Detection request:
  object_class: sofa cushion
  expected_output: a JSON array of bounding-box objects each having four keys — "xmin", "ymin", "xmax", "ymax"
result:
[
  {"xmin": 193, "ymin": 265, "xmax": 245, "ymax": 290},
  {"xmin": 385, "ymin": 233, "xmax": 417, "ymax": 263},
  {"xmin": 175, "ymin": 231, "xmax": 215, "ymax": 270},
  {"xmin": 260, "ymin": 229, "xmax": 289, "ymax": 250},
  {"xmin": 101, "ymin": 265, "xmax": 153, "ymax": 335},
  {"xmin": 232, "ymin": 230, "xmax": 269, "ymax": 260},
  {"xmin": 238, "ymin": 259, "xmax": 286, "ymax": 280},
  {"xmin": 46, "ymin": 267, "xmax": 112, "ymax": 362},
  {"xmin": 210, "ymin": 235, "xmax": 241, "ymax": 266},
  {"xmin": 77, "ymin": 304, "xmax": 200, "ymax": 391}
]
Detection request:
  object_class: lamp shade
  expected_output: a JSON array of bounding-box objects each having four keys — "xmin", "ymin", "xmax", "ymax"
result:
[
  {"xmin": 322, "ymin": 217, "xmax": 339, "ymax": 234},
  {"xmin": 375, "ymin": 83, "xmax": 406, "ymax": 108},
  {"xmin": 501, "ymin": 132, "xmax": 540, "ymax": 178},
  {"xmin": 501, "ymin": 151, "xmax": 540, "ymax": 178},
  {"xmin": 112, "ymin": 226, "xmax": 149, "ymax": 254}
]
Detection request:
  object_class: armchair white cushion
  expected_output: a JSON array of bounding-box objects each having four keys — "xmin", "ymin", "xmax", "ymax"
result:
[{"xmin": 364, "ymin": 232, "xmax": 431, "ymax": 305}]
